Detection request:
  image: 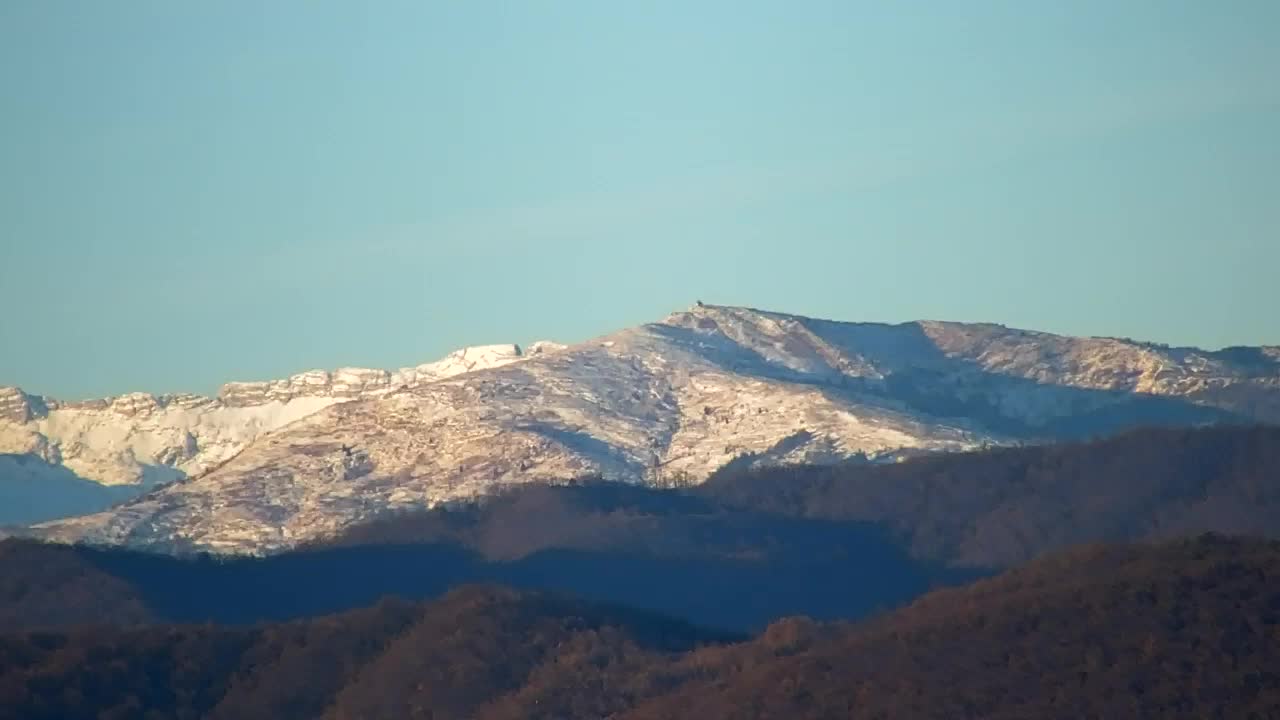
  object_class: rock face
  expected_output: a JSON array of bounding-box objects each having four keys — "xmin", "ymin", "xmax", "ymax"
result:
[
  {"xmin": 16, "ymin": 304, "xmax": 1280, "ymax": 553},
  {"xmin": 0, "ymin": 387, "xmax": 48, "ymax": 424}
]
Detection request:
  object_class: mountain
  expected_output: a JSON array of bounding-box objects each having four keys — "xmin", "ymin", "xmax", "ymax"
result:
[
  {"xmin": 2, "ymin": 426, "xmax": 1277, "ymax": 633},
  {"xmin": 0, "ymin": 344, "xmax": 531, "ymax": 524},
  {"xmin": 14, "ymin": 304, "xmax": 1280, "ymax": 551},
  {"xmin": 2, "ymin": 536, "xmax": 1276, "ymax": 719}
]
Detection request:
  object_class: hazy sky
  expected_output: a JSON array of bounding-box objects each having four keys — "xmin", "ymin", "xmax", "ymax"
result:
[{"xmin": 2, "ymin": 1, "xmax": 1277, "ymax": 399}]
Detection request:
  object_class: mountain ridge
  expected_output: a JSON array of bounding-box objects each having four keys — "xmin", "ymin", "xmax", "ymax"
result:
[{"xmin": 8, "ymin": 304, "xmax": 1280, "ymax": 549}]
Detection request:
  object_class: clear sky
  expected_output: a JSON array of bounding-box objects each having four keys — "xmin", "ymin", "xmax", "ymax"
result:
[{"xmin": 2, "ymin": 1, "xmax": 1277, "ymax": 399}]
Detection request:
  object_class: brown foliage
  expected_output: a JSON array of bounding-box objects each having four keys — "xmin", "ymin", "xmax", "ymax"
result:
[
  {"xmin": 2, "ymin": 537, "xmax": 1278, "ymax": 718},
  {"xmin": 0, "ymin": 540, "xmax": 154, "ymax": 631},
  {"xmin": 1, "ymin": 537, "xmax": 1278, "ymax": 718},
  {"xmin": 621, "ymin": 534, "xmax": 1280, "ymax": 719},
  {"xmin": 0, "ymin": 587, "xmax": 730, "ymax": 720}
]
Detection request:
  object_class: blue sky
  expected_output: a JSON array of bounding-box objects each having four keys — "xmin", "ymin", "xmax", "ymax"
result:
[{"xmin": 2, "ymin": 1, "xmax": 1277, "ymax": 399}]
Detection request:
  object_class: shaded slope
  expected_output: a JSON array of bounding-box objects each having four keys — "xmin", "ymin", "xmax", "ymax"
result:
[
  {"xmin": 0, "ymin": 514, "xmax": 949, "ymax": 634},
  {"xmin": 700, "ymin": 424, "xmax": 1280, "ymax": 567},
  {"xmin": 0, "ymin": 454, "xmax": 146, "ymax": 525}
]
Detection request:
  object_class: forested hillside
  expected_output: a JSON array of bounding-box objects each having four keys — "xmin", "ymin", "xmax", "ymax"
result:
[
  {"xmin": 2, "ymin": 536, "xmax": 1276, "ymax": 719},
  {"xmin": 699, "ymin": 424, "xmax": 1280, "ymax": 567},
  {"xmin": 621, "ymin": 535, "xmax": 1280, "ymax": 719}
]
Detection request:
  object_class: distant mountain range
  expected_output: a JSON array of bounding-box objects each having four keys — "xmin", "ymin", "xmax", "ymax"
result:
[{"xmin": 4, "ymin": 303, "xmax": 1278, "ymax": 551}]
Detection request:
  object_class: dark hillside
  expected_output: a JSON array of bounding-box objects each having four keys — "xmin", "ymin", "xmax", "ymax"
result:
[
  {"xmin": 0, "ymin": 587, "xmax": 730, "ymax": 720},
  {"xmin": 699, "ymin": 424, "xmax": 1280, "ymax": 567},
  {"xmin": 623, "ymin": 534, "xmax": 1280, "ymax": 719},
  {"xmin": 2, "ymin": 537, "xmax": 1276, "ymax": 719}
]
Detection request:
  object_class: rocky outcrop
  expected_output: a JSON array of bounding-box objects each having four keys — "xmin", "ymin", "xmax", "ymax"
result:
[{"xmin": 0, "ymin": 386, "xmax": 48, "ymax": 424}]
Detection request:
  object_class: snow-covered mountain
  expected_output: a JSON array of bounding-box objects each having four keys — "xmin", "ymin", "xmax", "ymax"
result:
[
  {"xmin": 10, "ymin": 304, "xmax": 1280, "ymax": 552},
  {"xmin": 0, "ymin": 345, "xmax": 531, "ymax": 523}
]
